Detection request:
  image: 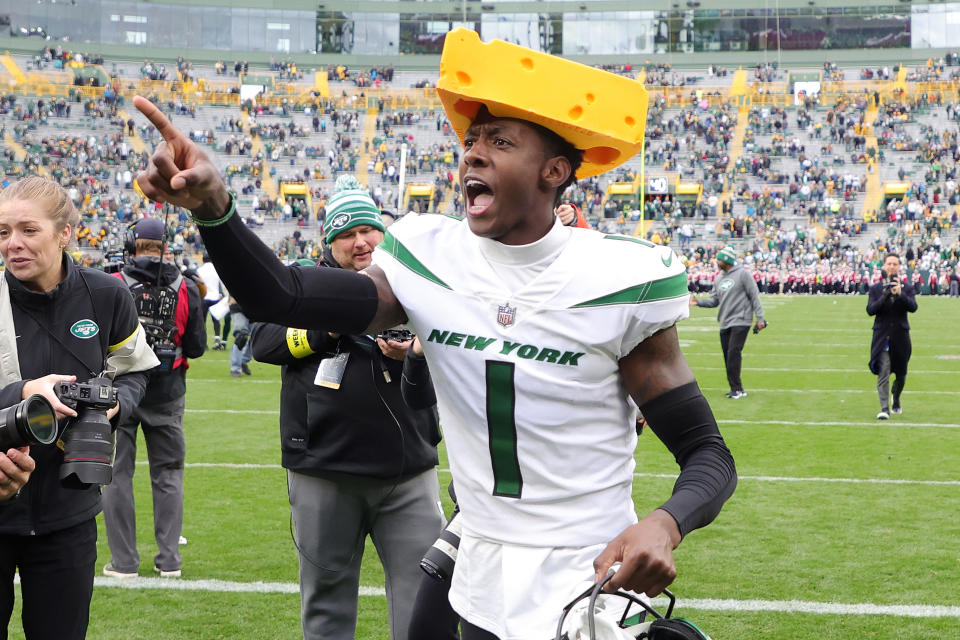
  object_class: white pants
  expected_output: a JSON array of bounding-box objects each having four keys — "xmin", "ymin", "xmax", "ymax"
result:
[{"xmin": 449, "ymin": 533, "xmax": 611, "ymax": 640}]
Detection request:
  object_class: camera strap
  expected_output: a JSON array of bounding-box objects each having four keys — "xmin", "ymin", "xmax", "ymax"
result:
[
  {"xmin": 15, "ymin": 268, "xmax": 107, "ymax": 381},
  {"xmin": 16, "ymin": 303, "xmax": 100, "ymax": 380}
]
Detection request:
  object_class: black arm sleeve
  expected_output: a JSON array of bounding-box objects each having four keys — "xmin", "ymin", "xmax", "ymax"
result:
[
  {"xmin": 401, "ymin": 348, "xmax": 437, "ymax": 410},
  {"xmin": 250, "ymin": 322, "xmax": 334, "ymax": 365},
  {"xmin": 639, "ymin": 381, "xmax": 737, "ymax": 538},
  {"xmin": 198, "ymin": 212, "xmax": 379, "ymax": 332}
]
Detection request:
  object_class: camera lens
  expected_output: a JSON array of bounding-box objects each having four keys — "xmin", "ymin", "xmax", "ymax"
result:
[
  {"xmin": 419, "ymin": 512, "xmax": 463, "ymax": 582},
  {"xmin": 0, "ymin": 395, "xmax": 58, "ymax": 450}
]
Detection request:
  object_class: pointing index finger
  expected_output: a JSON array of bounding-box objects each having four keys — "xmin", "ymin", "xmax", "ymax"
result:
[{"xmin": 133, "ymin": 95, "xmax": 183, "ymax": 144}]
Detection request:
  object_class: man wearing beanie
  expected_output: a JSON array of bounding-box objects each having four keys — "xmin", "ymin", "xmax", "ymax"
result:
[
  {"xmin": 691, "ymin": 246, "xmax": 767, "ymax": 399},
  {"xmin": 248, "ymin": 175, "xmax": 445, "ymax": 640},
  {"xmin": 102, "ymin": 216, "xmax": 207, "ymax": 578}
]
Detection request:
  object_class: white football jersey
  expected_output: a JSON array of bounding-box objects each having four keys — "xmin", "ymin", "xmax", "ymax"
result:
[{"xmin": 372, "ymin": 214, "xmax": 688, "ymax": 547}]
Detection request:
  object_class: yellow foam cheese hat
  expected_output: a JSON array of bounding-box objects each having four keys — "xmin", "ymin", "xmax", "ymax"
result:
[{"xmin": 437, "ymin": 28, "xmax": 649, "ymax": 179}]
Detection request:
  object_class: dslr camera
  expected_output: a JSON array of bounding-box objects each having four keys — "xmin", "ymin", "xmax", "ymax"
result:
[
  {"xmin": 57, "ymin": 377, "xmax": 118, "ymax": 490},
  {"xmin": 884, "ymin": 274, "xmax": 900, "ymax": 294}
]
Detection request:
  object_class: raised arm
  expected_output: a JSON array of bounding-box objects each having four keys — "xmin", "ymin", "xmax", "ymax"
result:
[{"xmin": 132, "ymin": 96, "xmax": 404, "ymax": 333}]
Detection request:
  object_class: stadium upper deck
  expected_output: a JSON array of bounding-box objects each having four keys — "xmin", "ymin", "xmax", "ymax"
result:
[{"xmin": 1, "ymin": 0, "xmax": 960, "ymax": 69}]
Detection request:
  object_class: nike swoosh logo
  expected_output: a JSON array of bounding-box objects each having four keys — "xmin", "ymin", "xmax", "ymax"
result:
[{"xmin": 661, "ymin": 252, "xmax": 673, "ymax": 268}]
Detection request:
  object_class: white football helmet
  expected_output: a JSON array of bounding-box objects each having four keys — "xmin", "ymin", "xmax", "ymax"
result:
[{"xmin": 555, "ymin": 575, "xmax": 711, "ymax": 640}]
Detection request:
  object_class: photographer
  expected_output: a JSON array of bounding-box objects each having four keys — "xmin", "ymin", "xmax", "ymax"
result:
[
  {"xmin": 0, "ymin": 177, "xmax": 157, "ymax": 639},
  {"xmin": 867, "ymin": 253, "xmax": 917, "ymax": 420},
  {"xmin": 249, "ymin": 177, "xmax": 444, "ymax": 640},
  {"xmin": 101, "ymin": 217, "xmax": 206, "ymax": 579}
]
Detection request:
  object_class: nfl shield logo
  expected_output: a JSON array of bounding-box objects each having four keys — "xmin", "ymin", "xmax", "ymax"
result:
[{"xmin": 496, "ymin": 303, "xmax": 516, "ymax": 328}]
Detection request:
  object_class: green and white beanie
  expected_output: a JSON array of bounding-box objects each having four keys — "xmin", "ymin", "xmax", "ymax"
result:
[
  {"xmin": 716, "ymin": 246, "xmax": 737, "ymax": 265},
  {"xmin": 323, "ymin": 175, "xmax": 385, "ymax": 244}
]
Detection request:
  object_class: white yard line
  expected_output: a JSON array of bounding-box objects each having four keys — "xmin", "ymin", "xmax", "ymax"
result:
[
  {"xmin": 153, "ymin": 463, "xmax": 959, "ymax": 486},
  {"xmin": 693, "ymin": 366, "xmax": 960, "ymax": 374},
  {"xmin": 701, "ymin": 387, "xmax": 960, "ymax": 395},
  {"xmin": 630, "ymin": 472, "xmax": 960, "ymax": 487},
  {"xmin": 17, "ymin": 577, "xmax": 957, "ymax": 618},
  {"xmin": 720, "ymin": 419, "xmax": 960, "ymax": 429}
]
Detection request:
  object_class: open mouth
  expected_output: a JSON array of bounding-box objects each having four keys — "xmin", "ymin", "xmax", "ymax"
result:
[{"xmin": 464, "ymin": 177, "xmax": 494, "ymax": 216}]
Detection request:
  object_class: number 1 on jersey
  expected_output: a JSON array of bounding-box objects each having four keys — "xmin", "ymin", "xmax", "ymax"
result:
[{"xmin": 485, "ymin": 361, "xmax": 523, "ymax": 498}]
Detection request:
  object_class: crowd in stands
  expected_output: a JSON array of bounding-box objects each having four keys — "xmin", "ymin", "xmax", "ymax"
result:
[
  {"xmin": 33, "ymin": 45, "xmax": 104, "ymax": 70},
  {"xmin": 2, "ymin": 50, "xmax": 959, "ymax": 297},
  {"xmin": 685, "ymin": 224, "xmax": 960, "ymax": 296}
]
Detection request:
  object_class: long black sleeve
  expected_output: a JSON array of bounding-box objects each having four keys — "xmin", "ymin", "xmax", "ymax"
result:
[
  {"xmin": 401, "ymin": 349, "xmax": 437, "ymax": 410},
  {"xmin": 866, "ymin": 283, "xmax": 886, "ymax": 316},
  {"xmin": 111, "ymin": 370, "xmax": 149, "ymax": 428},
  {"xmin": 639, "ymin": 381, "xmax": 737, "ymax": 538},
  {"xmin": 199, "ymin": 212, "xmax": 379, "ymax": 332}
]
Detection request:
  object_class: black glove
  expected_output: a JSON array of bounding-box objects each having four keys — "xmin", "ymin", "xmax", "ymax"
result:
[{"xmin": 234, "ymin": 329, "xmax": 250, "ymax": 350}]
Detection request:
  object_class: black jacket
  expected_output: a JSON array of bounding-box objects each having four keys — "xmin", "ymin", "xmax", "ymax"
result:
[
  {"xmin": 122, "ymin": 256, "xmax": 206, "ymax": 402},
  {"xmin": 867, "ymin": 279, "xmax": 917, "ymax": 376},
  {"xmin": 250, "ymin": 254, "xmax": 440, "ymax": 479},
  {"xmin": 0, "ymin": 257, "xmax": 151, "ymax": 535}
]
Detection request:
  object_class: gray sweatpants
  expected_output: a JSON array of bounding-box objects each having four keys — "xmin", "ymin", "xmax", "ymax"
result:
[
  {"xmin": 101, "ymin": 395, "xmax": 186, "ymax": 573},
  {"xmin": 288, "ymin": 468, "xmax": 444, "ymax": 640}
]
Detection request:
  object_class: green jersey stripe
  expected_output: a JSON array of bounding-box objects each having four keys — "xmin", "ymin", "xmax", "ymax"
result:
[
  {"xmin": 570, "ymin": 271, "xmax": 688, "ymax": 308},
  {"xmin": 379, "ymin": 232, "xmax": 452, "ymax": 290},
  {"xmin": 602, "ymin": 234, "xmax": 656, "ymax": 247}
]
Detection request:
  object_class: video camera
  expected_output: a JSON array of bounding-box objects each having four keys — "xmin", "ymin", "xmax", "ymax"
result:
[
  {"xmin": 102, "ymin": 249, "xmax": 126, "ymax": 275},
  {"xmin": 57, "ymin": 377, "xmax": 118, "ymax": 490}
]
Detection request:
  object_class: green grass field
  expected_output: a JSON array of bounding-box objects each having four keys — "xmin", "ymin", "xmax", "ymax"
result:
[{"xmin": 7, "ymin": 295, "xmax": 960, "ymax": 639}]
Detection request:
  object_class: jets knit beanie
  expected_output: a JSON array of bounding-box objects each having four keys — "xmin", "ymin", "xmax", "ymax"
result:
[
  {"xmin": 716, "ymin": 246, "xmax": 737, "ymax": 266},
  {"xmin": 323, "ymin": 175, "xmax": 385, "ymax": 244}
]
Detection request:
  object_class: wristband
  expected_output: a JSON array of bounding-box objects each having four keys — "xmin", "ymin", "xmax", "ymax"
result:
[
  {"xmin": 191, "ymin": 192, "xmax": 236, "ymax": 228},
  {"xmin": 285, "ymin": 328, "xmax": 316, "ymax": 359}
]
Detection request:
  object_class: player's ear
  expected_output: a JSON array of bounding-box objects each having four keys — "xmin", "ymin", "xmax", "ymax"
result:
[{"xmin": 540, "ymin": 155, "xmax": 572, "ymax": 191}]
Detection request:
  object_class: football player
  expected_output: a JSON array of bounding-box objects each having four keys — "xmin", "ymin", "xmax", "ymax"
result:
[{"xmin": 132, "ymin": 32, "xmax": 737, "ymax": 640}]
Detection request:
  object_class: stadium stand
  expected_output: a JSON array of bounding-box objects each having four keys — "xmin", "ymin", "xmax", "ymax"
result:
[{"xmin": 1, "ymin": 47, "xmax": 958, "ymax": 294}]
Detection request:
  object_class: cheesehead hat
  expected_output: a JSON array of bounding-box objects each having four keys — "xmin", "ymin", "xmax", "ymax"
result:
[{"xmin": 436, "ymin": 28, "xmax": 649, "ymax": 179}]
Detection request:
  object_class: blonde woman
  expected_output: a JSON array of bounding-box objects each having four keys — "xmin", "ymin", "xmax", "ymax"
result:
[{"xmin": 0, "ymin": 176, "xmax": 157, "ymax": 639}]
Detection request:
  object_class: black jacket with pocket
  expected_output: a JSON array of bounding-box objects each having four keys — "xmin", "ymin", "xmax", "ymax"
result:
[{"xmin": 249, "ymin": 257, "xmax": 440, "ymax": 479}]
